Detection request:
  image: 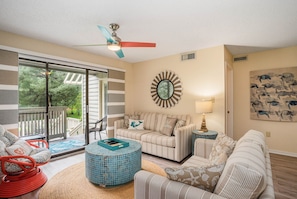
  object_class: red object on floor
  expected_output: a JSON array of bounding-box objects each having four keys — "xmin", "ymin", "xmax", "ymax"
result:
[
  {"xmin": 0, "ymin": 128, "xmax": 51, "ymax": 198},
  {"xmin": 0, "ymin": 167, "xmax": 47, "ymax": 198}
]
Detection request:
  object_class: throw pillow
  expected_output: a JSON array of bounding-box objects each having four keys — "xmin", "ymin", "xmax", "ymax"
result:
[
  {"xmin": 211, "ymin": 152, "xmax": 228, "ymax": 166},
  {"xmin": 209, "ymin": 133, "xmax": 236, "ymax": 165},
  {"xmin": 162, "ymin": 117, "xmax": 178, "ymax": 136},
  {"xmin": 214, "ymin": 163, "xmax": 265, "ymax": 199},
  {"xmin": 124, "ymin": 114, "xmax": 140, "ymax": 128},
  {"xmin": 6, "ymin": 140, "xmax": 33, "ymax": 156},
  {"xmin": 128, "ymin": 119, "xmax": 144, "ymax": 130},
  {"xmin": 172, "ymin": 119, "xmax": 186, "ymax": 136},
  {"xmin": 165, "ymin": 164, "xmax": 225, "ymax": 192}
]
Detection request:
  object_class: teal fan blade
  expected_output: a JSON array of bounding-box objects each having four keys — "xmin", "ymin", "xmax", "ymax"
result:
[
  {"xmin": 97, "ymin": 25, "xmax": 114, "ymax": 43},
  {"xmin": 115, "ymin": 49, "xmax": 124, "ymax": 58}
]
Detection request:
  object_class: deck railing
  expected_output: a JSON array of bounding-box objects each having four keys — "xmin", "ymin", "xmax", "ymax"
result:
[{"xmin": 19, "ymin": 106, "xmax": 67, "ymax": 140}]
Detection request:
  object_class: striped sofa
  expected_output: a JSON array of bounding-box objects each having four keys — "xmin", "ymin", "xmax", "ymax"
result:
[
  {"xmin": 134, "ymin": 130, "xmax": 275, "ymax": 199},
  {"xmin": 114, "ymin": 112, "xmax": 196, "ymax": 162}
]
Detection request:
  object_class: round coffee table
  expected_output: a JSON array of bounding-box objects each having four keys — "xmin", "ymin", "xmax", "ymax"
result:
[{"xmin": 85, "ymin": 139, "xmax": 141, "ymax": 187}]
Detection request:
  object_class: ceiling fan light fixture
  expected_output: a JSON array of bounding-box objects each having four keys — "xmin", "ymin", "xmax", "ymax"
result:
[{"xmin": 107, "ymin": 43, "xmax": 121, "ymax": 51}]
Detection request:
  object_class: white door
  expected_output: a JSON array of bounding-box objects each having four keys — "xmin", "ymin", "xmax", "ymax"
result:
[{"xmin": 225, "ymin": 62, "xmax": 234, "ymax": 138}]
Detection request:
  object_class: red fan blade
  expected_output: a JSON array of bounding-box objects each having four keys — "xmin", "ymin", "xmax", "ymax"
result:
[{"xmin": 120, "ymin": 42, "xmax": 156, "ymax": 48}]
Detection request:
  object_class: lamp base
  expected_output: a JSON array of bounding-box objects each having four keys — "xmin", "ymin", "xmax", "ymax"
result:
[
  {"xmin": 199, "ymin": 126, "xmax": 208, "ymax": 132},
  {"xmin": 199, "ymin": 114, "xmax": 208, "ymax": 132}
]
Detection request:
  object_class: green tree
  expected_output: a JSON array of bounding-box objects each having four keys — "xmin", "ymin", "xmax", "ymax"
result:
[
  {"xmin": 19, "ymin": 66, "xmax": 81, "ymax": 119},
  {"xmin": 19, "ymin": 66, "xmax": 46, "ymax": 107}
]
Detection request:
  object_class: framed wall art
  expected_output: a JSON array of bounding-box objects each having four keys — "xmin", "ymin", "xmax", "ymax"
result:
[{"xmin": 250, "ymin": 66, "xmax": 297, "ymax": 122}]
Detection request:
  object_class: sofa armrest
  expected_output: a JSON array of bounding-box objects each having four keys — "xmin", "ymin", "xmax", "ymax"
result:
[
  {"xmin": 193, "ymin": 138, "xmax": 215, "ymax": 158},
  {"xmin": 134, "ymin": 170, "xmax": 226, "ymax": 199},
  {"xmin": 114, "ymin": 119, "xmax": 125, "ymax": 137},
  {"xmin": 259, "ymin": 149, "xmax": 275, "ymax": 199},
  {"xmin": 175, "ymin": 123, "xmax": 196, "ymax": 162}
]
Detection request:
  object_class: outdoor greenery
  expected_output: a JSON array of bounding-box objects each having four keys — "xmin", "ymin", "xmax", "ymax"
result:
[{"xmin": 19, "ymin": 66, "xmax": 82, "ymax": 119}]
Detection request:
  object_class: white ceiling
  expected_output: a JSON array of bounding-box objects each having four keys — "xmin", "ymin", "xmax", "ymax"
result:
[{"xmin": 1, "ymin": 0, "xmax": 297, "ymax": 63}]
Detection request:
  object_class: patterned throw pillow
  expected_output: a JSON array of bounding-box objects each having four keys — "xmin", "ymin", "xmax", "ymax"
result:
[
  {"xmin": 211, "ymin": 152, "xmax": 228, "ymax": 166},
  {"xmin": 209, "ymin": 133, "xmax": 236, "ymax": 165},
  {"xmin": 162, "ymin": 117, "xmax": 178, "ymax": 136},
  {"xmin": 165, "ymin": 164, "xmax": 225, "ymax": 192},
  {"xmin": 172, "ymin": 119, "xmax": 186, "ymax": 136},
  {"xmin": 124, "ymin": 114, "xmax": 140, "ymax": 128},
  {"xmin": 128, "ymin": 119, "xmax": 144, "ymax": 130},
  {"xmin": 5, "ymin": 139, "xmax": 33, "ymax": 156}
]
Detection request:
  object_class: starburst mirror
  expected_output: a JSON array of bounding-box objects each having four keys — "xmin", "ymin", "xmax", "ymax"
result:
[{"xmin": 151, "ymin": 70, "xmax": 182, "ymax": 108}]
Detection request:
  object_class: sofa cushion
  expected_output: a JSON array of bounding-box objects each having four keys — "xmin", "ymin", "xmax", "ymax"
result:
[
  {"xmin": 128, "ymin": 119, "xmax": 144, "ymax": 130},
  {"xmin": 172, "ymin": 119, "xmax": 186, "ymax": 136},
  {"xmin": 235, "ymin": 129, "xmax": 266, "ymax": 153},
  {"xmin": 182, "ymin": 155, "xmax": 211, "ymax": 167},
  {"xmin": 214, "ymin": 141, "xmax": 267, "ymax": 198},
  {"xmin": 124, "ymin": 114, "xmax": 139, "ymax": 128},
  {"xmin": 141, "ymin": 131, "xmax": 175, "ymax": 148},
  {"xmin": 208, "ymin": 133, "xmax": 236, "ymax": 165},
  {"xmin": 0, "ymin": 129, "xmax": 19, "ymax": 147},
  {"xmin": 6, "ymin": 139, "xmax": 33, "ymax": 156},
  {"xmin": 183, "ymin": 152, "xmax": 227, "ymax": 168},
  {"xmin": 155, "ymin": 114, "xmax": 191, "ymax": 132},
  {"xmin": 30, "ymin": 148, "xmax": 51, "ymax": 163},
  {"xmin": 165, "ymin": 164, "xmax": 225, "ymax": 192},
  {"xmin": 0, "ymin": 140, "xmax": 9, "ymax": 156},
  {"xmin": 216, "ymin": 163, "xmax": 265, "ymax": 199},
  {"xmin": 116, "ymin": 128, "xmax": 151, "ymax": 141},
  {"xmin": 137, "ymin": 112, "xmax": 157, "ymax": 130},
  {"xmin": 161, "ymin": 117, "xmax": 177, "ymax": 136}
]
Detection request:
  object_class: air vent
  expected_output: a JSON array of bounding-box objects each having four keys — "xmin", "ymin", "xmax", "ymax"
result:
[
  {"xmin": 181, "ymin": 52, "xmax": 196, "ymax": 61},
  {"xmin": 233, "ymin": 56, "xmax": 248, "ymax": 62}
]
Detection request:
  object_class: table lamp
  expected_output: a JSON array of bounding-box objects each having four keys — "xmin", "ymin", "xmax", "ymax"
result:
[{"xmin": 195, "ymin": 100, "xmax": 213, "ymax": 132}]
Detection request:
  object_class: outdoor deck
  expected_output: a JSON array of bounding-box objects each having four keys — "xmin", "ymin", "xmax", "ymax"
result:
[
  {"xmin": 48, "ymin": 131, "xmax": 107, "ymax": 156},
  {"xmin": 19, "ymin": 106, "xmax": 104, "ymax": 155}
]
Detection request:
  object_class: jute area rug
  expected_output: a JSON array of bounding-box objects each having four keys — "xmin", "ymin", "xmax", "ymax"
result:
[{"xmin": 39, "ymin": 159, "xmax": 166, "ymax": 199}]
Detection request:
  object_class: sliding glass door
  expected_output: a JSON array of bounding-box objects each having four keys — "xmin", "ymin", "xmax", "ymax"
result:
[
  {"xmin": 18, "ymin": 62, "xmax": 47, "ymax": 137},
  {"xmin": 87, "ymin": 70, "xmax": 108, "ymax": 143},
  {"xmin": 19, "ymin": 59, "xmax": 107, "ymax": 156}
]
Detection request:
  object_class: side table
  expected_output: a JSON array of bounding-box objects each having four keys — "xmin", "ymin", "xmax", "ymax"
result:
[
  {"xmin": 192, "ymin": 130, "xmax": 218, "ymax": 153},
  {"xmin": 85, "ymin": 139, "xmax": 141, "ymax": 187}
]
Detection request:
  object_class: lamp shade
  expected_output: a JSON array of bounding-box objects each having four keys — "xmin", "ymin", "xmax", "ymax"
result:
[{"xmin": 195, "ymin": 100, "xmax": 213, "ymax": 114}]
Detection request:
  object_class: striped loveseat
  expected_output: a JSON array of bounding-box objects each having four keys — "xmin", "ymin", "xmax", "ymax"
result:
[
  {"xmin": 114, "ymin": 112, "xmax": 196, "ymax": 162},
  {"xmin": 134, "ymin": 130, "xmax": 275, "ymax": 199}
]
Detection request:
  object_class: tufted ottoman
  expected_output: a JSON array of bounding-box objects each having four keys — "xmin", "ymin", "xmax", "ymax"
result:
[{"xmin": 85, "ymin": 139, "xmax": 141, "ymax": 187}]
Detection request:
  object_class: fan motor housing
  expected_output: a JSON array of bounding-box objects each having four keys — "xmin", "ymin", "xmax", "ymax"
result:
[{"xmin": 109, "ymin": 23, "xmax": 119, "ymax": 31}]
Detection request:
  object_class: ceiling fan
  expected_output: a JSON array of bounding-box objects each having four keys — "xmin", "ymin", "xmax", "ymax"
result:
[{"xmin": 78, "ymin": 23, "xmax": 156, "ymax": 58}]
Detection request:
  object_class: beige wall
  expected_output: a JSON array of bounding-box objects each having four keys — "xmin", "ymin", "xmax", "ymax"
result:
[
  {"xmin": 233, "ymin": 46, "xmax": 297, "ymax": 156},
  {"xmin": 132, "ymin": 45, "xmax": 226, "ymax": 133}
]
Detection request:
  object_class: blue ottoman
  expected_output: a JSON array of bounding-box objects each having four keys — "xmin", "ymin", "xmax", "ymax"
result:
[{"xmin": 85, "ymin": 139, "xmax": 141, "ymax": 186}]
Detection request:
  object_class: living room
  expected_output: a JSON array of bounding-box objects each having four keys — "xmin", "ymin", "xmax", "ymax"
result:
[
  {"xmin": 1, "ymin": 32, "xmax": 297, "ymax": 158},
  {"xmin": 0, "ymin": 1, "xmax": 297, "ymax": 198}
]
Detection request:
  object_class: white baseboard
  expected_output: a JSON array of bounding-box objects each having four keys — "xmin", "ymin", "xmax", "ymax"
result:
[{"xmin": 269, "ymin": 149, "xmax": 297, "ymax": 158}]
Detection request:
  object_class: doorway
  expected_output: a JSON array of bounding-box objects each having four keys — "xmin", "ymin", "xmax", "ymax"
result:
[{"xmin": 225, "ymin": 61, "xmax": 234, "ymax": 138}]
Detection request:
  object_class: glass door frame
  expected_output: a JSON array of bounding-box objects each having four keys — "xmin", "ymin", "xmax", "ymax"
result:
[{"xmin": 19, "ymin": 58, "xmax": 107, "ymax": 156}]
